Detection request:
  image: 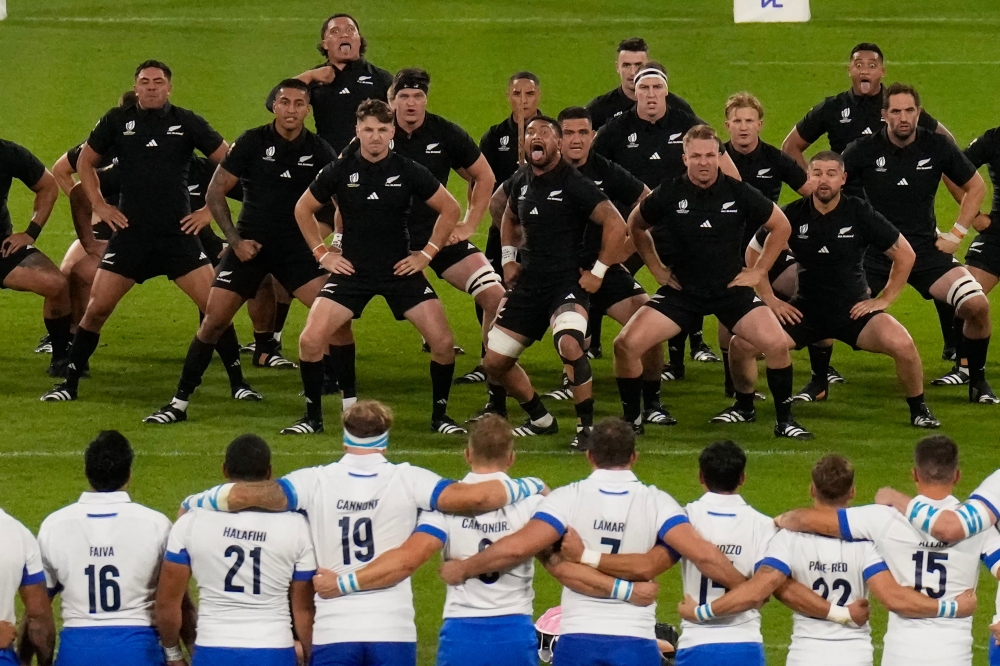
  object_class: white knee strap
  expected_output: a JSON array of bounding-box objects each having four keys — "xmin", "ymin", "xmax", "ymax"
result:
[
  {"xmin": 947, "ymin": 276, "xmax": 984, "ymax": 310},
  {"xmin": 487, "ymin": 327, "xmax": 527, "ymax": 359},
  {"xmin": 552, "ymin": 310, "xmax": 588, "ymax": 335},
  {"xmin": 465, "ymin": 265, "xmax": 503, "ymax": 297}
]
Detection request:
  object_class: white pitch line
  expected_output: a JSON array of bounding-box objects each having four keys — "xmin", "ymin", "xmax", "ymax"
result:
[
  {"xmin": 731, "ymin": 61, "xmax": 1000, "ymax": 66},
  {"xmin": 11, "ymin": 16, "xmax": 697, "ymax": 25},
  {"xmin": 0, "ymin": 448, "xmax": 817, "ymax": 458}
]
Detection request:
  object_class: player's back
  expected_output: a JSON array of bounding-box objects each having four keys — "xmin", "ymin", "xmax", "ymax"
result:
[
  {"xmin": 37, "ymin": 492, "xmax": 171, "ymax": 628},
  {"xmin": 534, "ymin": 469, "xmax": 686, "ymax": 639},
  {"xmin": 679, "ymin": 493, "xmax": 775, "ymax": 649},
  {"xmin": 839, "ymin": 497, "xmax": 1000, "ymax": 665},
  {"xmin": 0, "ymin": 508, "xmax": 44, "ymax": 627},
  {"xmin": 768, "ymin": 530, "xmax": 881, "ymax": 666},
  {"xmin": 167, "ymin": 508, "xmax": 316, "ymax": 649}
]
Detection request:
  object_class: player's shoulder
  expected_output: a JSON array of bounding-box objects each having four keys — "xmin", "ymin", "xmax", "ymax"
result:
[
  {"xmin": 0, "ymin": 508, "xmax": 34, "ymax": 540},
  {"xmin": 0, "ymin": 136, "xmax": 31, "ymax": 155},
  {"xmin": 427, "ymin": 112, "xmax": 471, "ymax": 138},
  {"xmin": 782, "ymin": 194, "xmax": 811, "ymax": 215},
  {"xmin": 360, "ymin": 58, "xmax": 393, "ymax": 83},
  {"xmin": 598, "ymin": 110, "xmax": 631, "ymax": 136},
  {"xmin": 586, "ymin": 87, "xmax": 617, "ymax": 108},
  {"xmin": 238, "ymin": 124, "xmax": 270, "ymax": 144},
  {"xmin": 125, "ymin": 500, "xmax": 173, "ymax": 528}
]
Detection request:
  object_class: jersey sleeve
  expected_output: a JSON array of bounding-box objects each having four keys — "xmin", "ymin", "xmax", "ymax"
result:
[
  {"xmin": 740, "ymin": 181, "xmax": 777, "ymax": 228},
  {"xmin": 605, "ymin": 161, "xmax": 646, "ymax": 209},
  {"xmin": 837, "ymin": 504, "xmax": 894, "ymax": 542},
  {"xmin": 219, "ymin": 130, "xmax": 255, "ymax": 178},
  {"xmin": 964, "ymin": 129, "xmax": 1000, "ymax": 169},
  {"xmin": 414, "ymin": 510, "xmax": 448, "ymax": 546},
  {"xmin": 749, "ymin": 225, "xmax": 769, "ymax": 253},
  {"xmin": 5, "ymin": 142, "xmax": 46, "ymax": 190},
  {"xmin": 293, "ymin": 516, "xmax": 318, "ymax": 580},
  {"xmin": 308, "ymin": 163, "xmax": 340, "ymax": 204},
  {"xmin": 278, "ymin": 467, "xmax": 322, "ymax": 513},
  {"xmin": 759, "ymin": 529, "xmax": 793, "ymax": 577},
  {"xmin": 532, "ymin": 486, "xmax": 575, "ymax": 537},
  {"xmin": 66, "ymin": 144, "xmax": 84, "ymax": 172},
  {"xmin": 861, "ymin": 541, "xmax": 889, "ymax": 580},
  {"xmin": 754, "ymin": 515, "xmax": 779, "ymax": 567},
  {"xmin": 841, "ymin": 139, "xmax": 866, "ymax": 189},
  {"xmin": 399, "ymin": 463, "xmax": 454, "ymax": 512},
  {"xmin": 407, "ymin": 160, "xmax": 444, "ymax": 203},
  {"xmin": 87, "ymin": 108, "xmax": 119, "ymax": 156},
  {"xmin": 970, "ymin": 470, "xmax": 1000, "ymax": 521},
  {"xmin": 795, "ymin": 98, "xmax": 832, "ymax": 144},
  {"xmin": 592, "ymin": 124, "xmax": 615, "ymax": 160},
  {"xmin": 16, "ymin": 521, "xmax": 45, "ymax": 587},
  {"xmin": 187, "ymin": 111, "xmax": 226, "ymax": 158},
  {"xmin": 858, "ymin": 202, "xmax": 901, "ymax": 253},
  {"xmin": 445, "ymin": 122, "xmax": 482, "ymax": 171},
  {"xmin": 652, "ymin": 488, "xmax": 690, "ymax": 543},
  {"xmin": 164, "ymin": 511, "xmax": 194, "ymax": 567},
  {"xmin": 775, "ymin": 148, "xmax": 808, "ymax": 191},
  {"xmin": 939, "ymin": 137, "xmax": 978, "ymax": 188},
  {"xmin": 316, "ymin": 136, "xmax": 339, "ymax": 167},
  {"xmin": 917, "ymin": 109, "xmax": 940, "ymax": 133},
  {"xmin": 36, "ymin": 518, "xmax": 60, "ymax": 592},
  {"xmin": 637, "ymin": 183, "xmax": 669, "ymax": 227},
  {"xmin": 568, "ymin": 169, "xmax": 610, "ymax": 216}
]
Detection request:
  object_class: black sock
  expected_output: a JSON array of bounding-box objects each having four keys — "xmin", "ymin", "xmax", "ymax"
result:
[
  {"xmin": 966, "ymin": 335, "xmax": 990, "ymax": 385},
  {"xmin": 480, "ymin": 343, "xmax": 486, "ymax": 359},
  {"xmin": 44, "ymin": 315, "xmax": 72, "ymax": 363},
  {"xmin": 520, "ymin": 393, "xmax": 549, "ymax": 421},
  {"xmin": 330, "ymin": 344, "xmax": 356, "ymax": 398},
  {"xmin": 274, "ymin": 302, "xmax": 291, "ymax": 334},
  {"xmin": 475, "ymin": 303, "xmax": 484, "ymax": 326},
  {"xmin": 906, "ymin": 393, "xmax": 926, "ymax": 416},
  {"xmin": 936, "ymin": 300, "xmax": 956, "ymax": 350},
  {"xmin": 808, "ymin": 344, "xmax": 832, "ymax": 384},
  {"xmin": 254, "ymin": 331, "xmax": 273, "ymax": 353},
  {"xmin": 216, "ymin": 324, "xmax": 244, "ymax": 389},
  {"xmin": 642, "ymin": 379, "xmax": 661, "ymax": 410},
  {"xmin": 589, "ymin": 314, "xmax": 604, "ymax": 350},
  {"xmin": 766, "ymin": 365, "xmax": 794, "ymax": 422},
  {"xmin": 300, "ymin": 360, "xmax": 324, "ymax": 423},
  {"xmin": 487, "ymin": 382, "xmax": 508, "ymax": 413},
  {"xmin": 689, "ymin": 324, "xmax": 704, "ymax": 350},
  {"xmin": 617, "ymin": 376, "xmax": 643, "ymax": 423},
  {"xmin": 430, "ymin": 361, "xmax": 455, "ymax": 419},
  {"xmin": 177, "ymin": 337, "xmax": 217, "ymax": 401},
  {"xmin": 668, "ymin": 333, "xmax": 686, "ymax": 372},
  {"xmin": 722, "ymin": 349, "xmax": 734, "ymax": 396},
  {"xmin": 736, "ymin": 391, "xmax": 756, "ymax": 412},
  {"xmin": 66, "ymin": 328, "xmax": 100, "ymax": 389},
  {"xmin": 575, "ymin": 398, "xmax": 595, "ymax": 429},
  {"xmin": 953, "ymin": 317, "xmax": 967, "ymax": 369}
]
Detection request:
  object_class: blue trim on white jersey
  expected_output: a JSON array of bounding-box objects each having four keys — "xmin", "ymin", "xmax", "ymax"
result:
[
  {"xmin": 598, "ymin": 489, "xmax": 629, "ymax": 496},
  {"xmin": 348, "ymin": 472, "xmax": 378, "ymax": 478},
  {"xmin": 414, "ymin": 524, "xmax": 447, "ymax": 544},
  {"xmin": 48, "ymin": 582, "xmax": 63, "ymax": 598},
  {"xmin": 657, "ymin": 514, "xmax": 690, "ymax": 541},
  {"xmin": 86, "ymin": 513, "xmax": 118, "ymax": 518},
  {"xmin": 837, "ymin": 509, "xmax": 855, "ymax": 541},
  {"xmin": 164, "ymin": 549, "xmax": 191, "ymax": 566},
  {"xmin": 532, "ymin": 512, "xmax": 566, "ymax": 536},
  {"xmin": 21, "ymin": 567, "xmax": 45, "ymax": 587},
  {"xmin": 277, "ymin": 478, "xmax": 298, "ymax": 511},
  {"xmin": 983, "ymin": 549, "xmax": 1000, "ymax": 571},
  {"xmin": 292, "ymin": 569, "xmax": 316, "ymax": 582},
  {"xmin": 706, "ymin": 511, "xmax": 737, "ymax": 517},
  {"xmin": 862, "ymin": 561, "xmax": 888, "ymax": 580},
  {"xmin": 429, "ymin": 479, "xmax": 456, "ymax": 512},
  {"xmin": 659, "ymin": 540, "xmax": 682, "ymax": 562},
  {"xmin": 757, "ymin": 557, "xmax": 791, "ymax": 576},
  {"xmin": 971, "ymin": 494, "xmax": 1000, "ymax": 520}
]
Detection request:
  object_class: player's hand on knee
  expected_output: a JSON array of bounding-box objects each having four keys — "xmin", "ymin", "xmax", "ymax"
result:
[
  {"xmin": 320, "ymin": 252, "xmax": 354, "ymax": 275},
  {"xmin": 628, "ymin": 581, "xmax": 659, "ymax": 607},
  {"xmin": 180, "ymin": 207, "xmax": 213, "ymax": 235},
  {"xmin": 955, "ymin": 589, "xmax": 977, "ymax": 618},
  {"xmin": 233, "ymin": 239, "xmax": 262, "ymax": 263},
  {"xmin": 728, "ymin": 267, "xmax": 764, "ymax": 289},
  {"xmin": 0, "ymin": 232, "xmax": 31, "ymax": 257},
  {"xmin": 312, "ymin": 568, "xmax": 341, "ymax": 599},
  {"xmin": 847, "ymin": 599, "xmax": 869, "ymax": 627},
  {"xmin": 558, "ymin": 527, "xmax": 585, "ymax": 563},
  {"xmin": 394, "ymin": 250, "xmax": 430, "ymax": 276},
  {"xmin": 94, "ymin": 201, "xmax": 128, "ymax": 229},
  {"xmin": 578, "ymin": 269, "xmax": 603, "ymax": 294},
  {"xmin": 766, "ymin": 297, "xmax": 802, "ymax": 325},
  {"xmin": 676, "ymin": 594, "xmax": 697, "ymax": 620},
  {"xmin": 849, "ymin": 298, "xmax": 888, "ymax": 320}
]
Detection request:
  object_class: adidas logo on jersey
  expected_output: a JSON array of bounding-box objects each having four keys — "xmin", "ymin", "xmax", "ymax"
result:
[
  {"xmin": 280, "ymin": 170, "xmax": 291, "ymax": 178},
  {"xmin": 385, "ymin": 175, "xmax": 401, "ymax": 187},
  {"xmin": 916, "ymin": 158, "xmax": 933, "ymax": 170},
  {"xmin": 721, "ymin": 201, "xmax": 737, "ymax": 213},
  {"xmin": 198, "ymin": 252, "xmax": 207, "ymax": 260},
  {"xmin": 593, "ymin": 180, "xmax": 604, "ymax": 189},
  {"xmin": 565, "ymin": 293, "xmax": 575, "ymax": 299},
  {"xmin": 897, "ymin": 178, "xmax": 909, "ymax": 186},
  {"xmin": 840, "ymin": 108, "xmax": 852, "ymax": 124},
  {"xmin": 547, "ymin": 190, "xmax": 563, "ymax": 201},
  {"xmin": 368, "ymin": 192, "xmax": 379, "ymax": 200},
  {"xmin": 649, "ymin": 152, "xmax": 661, "ymax": 160},
  {"xmin": 818, "ymin": 246, "xmax": 829, "ymax": 254},
  {"xmin": 753, "ymin": 296, "xmax": 763, "ymax": 303},
  {"xmin": 700, "ymin": 220, "xmax": 712, "ymax": 228},
  {"xmin": 757, "ymin": 167, "xmax": 772, "ymax": 178},
  {"xmin": 425, "ymin": 142, "xmax": 441, "ymax": 154},
  {"xmin": 167, "ymin": 124, "xmax": 184, "ymax": 136},
  {"xmin": 668, "ymin": 132, "xmax": 683, "ymax": 143},
  {"xmin": 862, "ymin": 127, "xmax": 873, "ymax": 135},
  {"xmin": 838, "ymin": 226, "xmax": 854, "ymax": 238},
  {"xmin": 339, "ymin": 87, "xmax": 351, "ymax": 95},
  {"xmin": 529, "ymin": 207, "xmax": 538, "ymax": 215},
  {"xmin": 146, "ymin": 139, "xmax": 158, "ymax": 148},
  {"xmin": 424, "ymin": 287, "xmax": 434, "ymax": 294}
]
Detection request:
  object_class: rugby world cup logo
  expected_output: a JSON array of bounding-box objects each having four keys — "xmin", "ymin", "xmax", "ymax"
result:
[
  {"xmin": 124, "ymin": 120, "xmax": 135, "ymax": 135},
  {"xmin": 840, "ymin": 108, "xmax": 851, "ymax": 123},
  {"xmin": 627, "ymin": 132, "xmax": 639, "ymax": 148},
  {"xmin": 875, "ymin": 156, "xmax": 886, "ymax": 172},
  {"xmin": 798, "ymin": 224, "xmax": 809, "ymax": 237},
  {"xmin": 349, "ymin": 172, "xmax": 359, "ymax": 184},
  {"xmin": 266, "ymin": 146, "xmax": 275, "ymax": 157},
  {"xmin": 676, "ymin": 199, "xmax": 688, "ymax": 214},
  {"xmin": 499, "ymin": 135, "xmax": 510, "ymax": 151}
]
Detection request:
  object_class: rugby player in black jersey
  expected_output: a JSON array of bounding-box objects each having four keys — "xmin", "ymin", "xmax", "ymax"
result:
[
  {"xmin": 143, "ymin": 79, "xmax": 337, "ymax": 424},
  {"xmin": 283, "ymin": 99, "xmax": 465, "ymax": 435},
  {"xmin": 40, "ymin": 60, "xmax": 251, "ymax": 403},
  {"xmin": 0, "ymin": 137, "xmax": 70, "ymax": 377},
  {"xmin": 614, "ymin": 125, "xmax": 810, "ymax": 439},
  {"xmin": 840, "ymin": 83, "xmax": 996, "ymax": 405},
  {"xmin": 735, "ymin": 151, "xmax": 940, "ymax": 429},
  {"xmin": 485, "ymin": 115, "xmax": 629, "ymax": 449}
]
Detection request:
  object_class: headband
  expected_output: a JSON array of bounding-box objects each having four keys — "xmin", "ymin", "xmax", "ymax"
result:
[
  {"xmin": 343, "ymin": 429, "xmax": 389, "ymax": 449},
  {"xmin": 395, "ymin": 80, "xmax": 429, "ymax": 93},
  {"xmin": 634, "ymin": 68, "xmax": 668, "ymax": 86}
]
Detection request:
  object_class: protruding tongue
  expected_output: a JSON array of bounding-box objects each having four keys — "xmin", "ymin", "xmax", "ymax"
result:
[
  {"xmin": 340, "ymin": 43, "xmax": 351, "ymax": 54},
  {"xmin": 860, "ymin": 80, "xmax": 872, "ymax": 94},
  {"xmin": 531, "ymin": 149, "xmax": 544, "ymax": 161}
]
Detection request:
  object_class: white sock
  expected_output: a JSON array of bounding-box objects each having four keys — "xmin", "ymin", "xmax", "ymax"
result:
[
  {"xmin": 532, "ymin": 413, "xmax": 553, "ymax": 428},
  {"xmin": 273, "ymin": 331, "xmax": 282, "ymax": 343},
  {"xmin": 170, "ymin": 397, "xmax": 189, "ymax": 411},
  {"xmin": 342, "ymin": 396, "xmax": 358, "ymax": 411}
]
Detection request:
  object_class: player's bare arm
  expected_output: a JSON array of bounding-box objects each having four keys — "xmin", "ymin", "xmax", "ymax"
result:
[
  {"xmin": 626, "ymin": 204, "xmax": 674, "ymax": 288},
  {"xmin": 679, "ymin": 565, "xmax": 784, "ymax": 621},
  {"xmin": 439, "ymin": 519, "xmax": 560, "ymax": 584},
  {"xmin": 451, "ymin": 155, "xmax": 496, "ymax": 243},
  {"xmin": 51, "ymin": 152, "xmax": 77, "ymax": 196},
  {"xmin": 500, "ymin": 200, "xmax": 523, "ymax": 285},
  {"xmin": 313, "ymin": 532, "xmax": 443, "ymax": 599},
  {"xmin": 774, "ymin": 507, "xmax": 841, "ymax": 537},
  {"xmin": 874, "ymin": 487, "xmax": 996, "ymax": 544},
  {"xmin": 937, "ymin": 172, "xmax": 986, "ymax": 254},
  {"xmin": 1, "ymin": 169, "xmax": 58, "ymax": 258},
  {"xmin": 296, "ymin": 189, "xmax": 353, "ymax": 276},
  {"xmin": 290, "ymin": 580, "xmax": 314, "ymax": 665},
  {"xmin": 154, "ymin": 560, "xmax": 191, "ymax": 665},
  {"xmin": 773, "ymin": 577, "xmax": 870, "ymax": 627},
  {"xmin": 579, "ymin": 200, "xmax": 629, "ymax": 293},
  {"xmin": 16, "ymin": 582, "xmax": 55, "ymax": 666},
  {"xmin": 851, "ymin": 236, "xmax": 914, "ymax": 319},
  {"xmin": 538, "ymin": 549, "xmax": 659, "ymax": 607},
  {"xmin": 868, "ymin": 571, "xmax": 976, "ymax": 618},
  {"xmin": 745, "ymin": 237, "xmax": 801, "ymax": 325},
  {"xmin": 730, "ymin": 204, "xmax": 790, "ymax": 288},
  {"xmin": 781, "ymin": 127, "xmax": 812, "ymax": 172},
  {"xmin": 77, "ymin": 143, "xmax": 127, "ymax": 229},
  {"xmin": 205, "ymin": 165, "xmax": 260, "ymax": 261}
]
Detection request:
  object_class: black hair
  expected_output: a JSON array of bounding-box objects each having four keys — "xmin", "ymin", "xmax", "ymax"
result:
[
  {"xmin": 85, "ymin": 431, "xmax": 134, "ymax": 492},
  {"xmin": 317, "ymin": 13, "xmax": 367, "ymax": 59},
  {"xmin": 556, "ymin": 106, "xmax": 592, "ymax": 125},
  {"xmin": 850, "ymin": 42, "xmax": 884, "ymax": 61},
  {"xmin": 699, "ymin": 441, "xmax": 747, "ymax": 493},
  {"xmin": 225, "ymin": 434, "xmax": 272, "ymax": 482},
  {"xmin": 134, "ymin": 59, "xmax": 172, "ymax": 80},
  {"xmin": 810, "ymin": 150, "xmax": 845, "ymax": 168},
  {"xmin": 883, "ymin": 82, "xmax": 921, "ymax": 110},
  {"xmin": 508, "ymin": 71, "xmax": 539, "ymax": 86},
  {"xmin": 274, "ymin": 78, "xmax": 311, "ymax": 102},
  {"xmin": 588, "ymin": 419, "xmax": 636, "ymax": 468},
  {"xmin": 118, "ymin": 90, "xmax": 138, "ymax": 108},
  {"xmin": 617, "ymin": 37, "xmax": 648, "ymax": 53},
  {"xmin": 527, "ymin": 115, "xmax": 562, "ymax": 137}
]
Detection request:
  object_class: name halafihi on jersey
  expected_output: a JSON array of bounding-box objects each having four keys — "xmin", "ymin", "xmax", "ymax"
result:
[
  {"xmin": 461, "ymin": 518, "xmax": 509, "ymax": 533},
  {"xmin": 223, "ymin": 527, "xmax": 268, "ymax": 542},
  {"xmin": 337, "ymin": 499, "xmax": 379, "ymax": 511},
  {"xmin": 593, "ymin": 520, "xmax": 625, "ymax": 532}
]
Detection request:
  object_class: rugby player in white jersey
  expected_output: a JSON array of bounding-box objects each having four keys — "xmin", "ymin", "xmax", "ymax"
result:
[
  {"xmin": 0, "ymin": 508, "xmax": 54, "ymax": 665},
  {"xmin": 37, "ymin": 431, "xmax": 177, "ymax": 666},
  {"xmin": 677, "ymin": 454, "xmax": 977, "ymax": 666},
  {"xmin": 439, "ymin": 418, "xmax": 745, "ymax": 666},
  {"xmin": 179, "ymin": 400, "xmax": 547, "ymax": 666},
  {"xmin": 308, "ymin": 414, "xmax": 659, "ymax": 666},
  {"xmin": 155, "ymin": 434, "xmax": 317, "ymax": 666},
  {"xmin": 777, "ymin": 435, "xmax": 1000, "ymax": 666}
]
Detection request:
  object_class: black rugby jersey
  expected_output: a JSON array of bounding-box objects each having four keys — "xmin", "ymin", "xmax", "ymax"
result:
[
  {"xmin": 0, "ymin": 138, "xmax": 46, "ymax": 239},
  {"xmin": 221, "ymin": 124, "xmax": 335, "ymax": 239},
  {"xmin": 586, "ymin": 87, "xmax": 695, "ymax": 131},
  {"xmin": 86, "ymin": 102, "xmax": 225, "ymax": 236},
  {"xmin": 726, "ymin": 138, "xmax": 807, "ymax": 251},
  {"xmin": 306, "ymin": 58, "xmax": 392, "ymax": 154},
  {"xmin": 575, "ymin": 153, "xmax": 645, "ymax": 265},
  {"xmin": 68, "ymin": 142, "xmax": 120, "ymax": 206},
  {"xmin": 309, "ymin": 150, "xmax": 440, "ymax": 278},
  {"xmin": 480, "ymin": 113, "xmax": 542, "ymax": 190},
  {"xmin": 639, "ymin": 172, "xmax": 774, "ymax": 297},
  {"xmin": 964, "ymin": 127, "xmax": 1000, "ymax": 236}
]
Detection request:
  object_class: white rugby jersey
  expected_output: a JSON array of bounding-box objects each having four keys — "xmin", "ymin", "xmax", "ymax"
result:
[
  {"xmin": 970, "ymin": 470, "xmax": 1000, "ymax": 523},
  {"xmin": 0, "ymin": 508, "xmax": 45, "ymax": 625},
  {"xmin": 765, "ymin": 529, "xmax": 884, "ymax": 666},
  {"xmin": 37, "ymin": 492, "xmax": 171, "ymax": 628},
  {"xmin": 416, "ymin": 471, "xmax": 543, "ymax": 619},
  {"xmin": 278, "ymin": 452, "xmax": 453, "ymax": 644},
  {"xmin": 532, "ymin": 468, "xmax": 688, "ymax": 640},
  {"xmin": 165, "ymin": 508, "xmax": 317, "ymax": 649},
  {"xmin": 839, "ymin": 496, "xmax": 1000, "ymax": 666},
  {"xmin": 678, "ymin": 493, "xmax": 776, "ymax": 649}
]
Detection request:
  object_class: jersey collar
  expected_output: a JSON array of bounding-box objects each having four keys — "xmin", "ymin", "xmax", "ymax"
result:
[
  {"xmin": 463, "ymin": 471, "xmax": 511, "ymax": 483},
  {"xmin": 846, "ymin": 86, "xmax": 882, "ymax": 106},
  {"xmin": 697, "ymin": 491, "xmax": 747, "ymax": 506},
  {"xmin": 914, "ymin": 493, "xmax": 959, "ymax": 508},
  {"xmin": 136, "ymin": 101, "xmax": 173, "ymax": 118},
  {"xmin": 78, "ymin": 490, "xmax": 132, "ymax": 504},
  {"xmin": 807, "ymin": 194, "xmax": 844, "ymax": 220},
  {"xmin": 588, "ymin": 469, "xmax": 639, "ymax": 483},
  {"xmin": 340, "ymin": 452, "xmax": 388, "ymax": 466},
  {"xmin": 878, "ymin": 126, "xmax": 925, "ymax": 155},
  {"xmin": 268, "ymin": 121, "xmax": 308, "ymax": 149}
]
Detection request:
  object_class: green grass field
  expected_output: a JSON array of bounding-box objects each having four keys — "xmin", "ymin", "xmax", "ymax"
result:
[{"xmin": 2, "ymin": 0, "xmax": 1000, "ymax": 663}]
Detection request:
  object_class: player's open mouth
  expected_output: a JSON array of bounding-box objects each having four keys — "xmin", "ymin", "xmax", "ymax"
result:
[
  {"xmin": 859, "ymin": 79, "xmax": 872, "ymax": 94},
  {"xmin": 530, "ymin": 142, "xmax": 544, "ymax": 160},
  {"xmin": 339, "ymin": 42, "xmax": 352, "ymax": 53}
]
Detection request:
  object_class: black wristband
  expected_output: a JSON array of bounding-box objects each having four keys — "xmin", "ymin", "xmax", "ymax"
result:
[{"xmin": 26, "ymin": 222, "xmax": 43, "ymax": 240}]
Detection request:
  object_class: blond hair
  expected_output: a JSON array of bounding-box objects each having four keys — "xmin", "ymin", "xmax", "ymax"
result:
[
  {"xmin": 725, "ymin": 92, "xmax": 765, "ymax": 120},
  {"xmin": 342, "ymin": 400, "xmax": 393, "ymax": 437}
]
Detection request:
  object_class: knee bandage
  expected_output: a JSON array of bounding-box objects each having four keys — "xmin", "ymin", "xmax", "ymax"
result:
[
  {"xmin": 487, "ymin": 327, "xmax": 527, "ymax": 359},
  {"xmin": 947, "ymin": 276, "xmax": 984, "ymax": 310},
  {"xmin": 465, "ymin": 265, "xmax": 503, "ymax": 297},
  {"xmin": 552, "ymin": 311, "xmax": 591, "ymax": 385}
]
